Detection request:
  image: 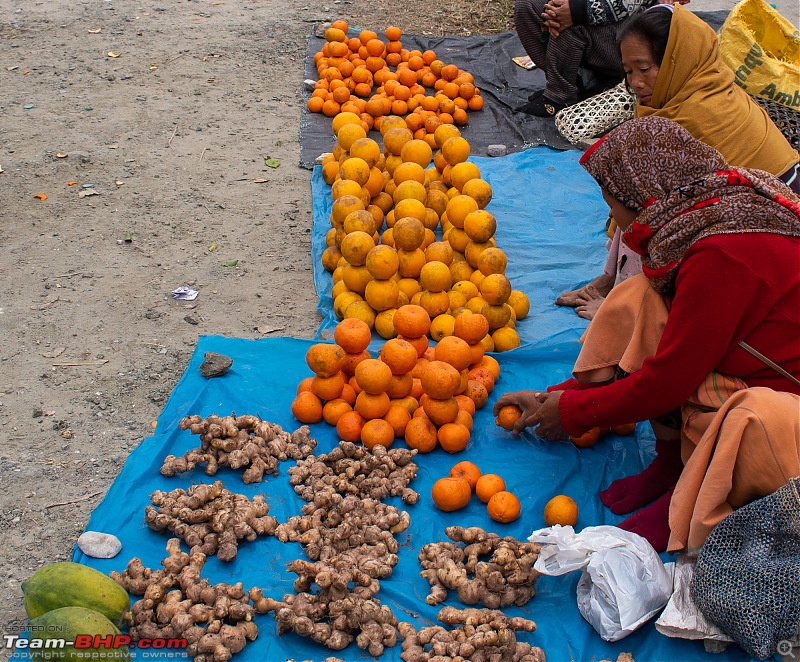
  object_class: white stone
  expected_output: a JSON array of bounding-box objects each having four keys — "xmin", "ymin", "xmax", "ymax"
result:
[
  {"xmin": 487, "ymin": 144, "xmax": 507, "ymax": 157},
  {"xmin": 77, "ymin": 531, "xmax": 122, "ymax": 559}
]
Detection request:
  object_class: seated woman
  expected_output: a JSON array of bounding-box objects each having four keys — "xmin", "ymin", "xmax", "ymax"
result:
[
  {"xmin": 497, "ymin": 116, "xmax": 800, "ymax": 553},
  {"xmin": 556, "ymin": 4, "xmax": 800, "ymax": 319}
]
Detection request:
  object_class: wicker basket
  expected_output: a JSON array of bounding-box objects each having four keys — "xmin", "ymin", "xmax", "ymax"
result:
[
  {"xmin": 751, "ymin": 95, "xmax": 800, "ymax": 151},
  {"xmin": 555, "ymin": 83, "xmax": 800, "ymax": 152},
  {"xmin": 554, "ymin": 82, "xmax": 637, "ymax": 148}
]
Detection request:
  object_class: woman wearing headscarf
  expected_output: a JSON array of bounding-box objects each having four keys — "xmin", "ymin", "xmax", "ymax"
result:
[
  {"xmin": 497, "ymin": 116, "xmax": 800, "ymax": 552},
  {"xmin": 556, "ymin": 4, "xmax": 799, "ymax": 319}
]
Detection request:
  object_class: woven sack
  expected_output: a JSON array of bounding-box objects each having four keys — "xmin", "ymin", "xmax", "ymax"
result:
[{"xmin": 554, "ymin": 82, "xmax": 637, "ymax": 148}]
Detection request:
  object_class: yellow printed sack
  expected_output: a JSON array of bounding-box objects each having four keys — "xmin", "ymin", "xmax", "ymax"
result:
[{"xmin": 718, "ymin": 0, "xmax": 800, "ymax": 109}]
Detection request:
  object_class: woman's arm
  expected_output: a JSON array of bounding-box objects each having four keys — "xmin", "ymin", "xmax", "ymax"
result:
[{"xmin": 557, "ymin": 241, "xmax": 774, "ymax": 436}]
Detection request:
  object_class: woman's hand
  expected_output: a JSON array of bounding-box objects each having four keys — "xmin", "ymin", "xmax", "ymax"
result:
[
  {"xmin": 526, "ymin": 391, "xmax": 569, "ymax": 440},
  {"xmin": 493, "ymin": 390, "xmax": 548, "ymax": 434}
]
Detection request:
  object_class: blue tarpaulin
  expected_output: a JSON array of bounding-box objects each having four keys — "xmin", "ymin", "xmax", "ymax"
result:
[{"xmin": 41, "ymin": 149, "xmax": 765, "ymax": 661}]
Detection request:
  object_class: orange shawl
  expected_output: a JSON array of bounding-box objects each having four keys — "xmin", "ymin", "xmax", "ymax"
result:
[{"xmin": 635, "ymin": 5, "xmax": 798, "ymax": 177}]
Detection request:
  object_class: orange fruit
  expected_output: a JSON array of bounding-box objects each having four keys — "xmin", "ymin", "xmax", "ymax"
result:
[
  {"xmin": 441, "ymin": 136, "xmax": 470, "ymax": 166},
  {"xmin": 455, "ymin": 409, "xmax": 473, "ymax": 431},
  {"xmin": 570, "ymin": 427, "xmax": 602, "ymax": 448},
  {"xmin": 386, "ymin": 371, "xmax": 413, "ymax": 398},
  {"xmin": 394, "ymin": 304, "xmax": 431, "ymax": 337},
  {"xmin": 487, "ymin": 491, "xmax": 521, "ymax": 523},
  {"xmin": 383, "ymin": 404, "xmax": 412, "ymax": 438},
  {"xmin": 431, "ymin": 477, "xmax": 472, "ymax": 512},
  {"xmin": 383, "ymin": 127, "xmax": 414, "ymax": 155},
  {"xmin": 463, "ymin": 379, "xmax": 488, "ymax": 410},
  {"xmin": 334, "ymin": 318, "xmax": 372, "ymax": 354},
  {"xmin": 463, "ymin": 209, "xmax": 496, "ymax": 243},
  {"xmin": 401, "ymin": 335, "xmax": 430, "ymax": 360},
  {"xmin": 393, "ymin": 217, "xmax": 426, "ymax": 251},
  {"xmin": 310, "ymin": 373, "xmax": 345, "ymax": 401},
  {"xmin": 391, "ymin": 395, "xmax": 419, "ymax": 417},
  {"xmin": 419, "ymin": 261, "xmax": 452, "ymax": 293},
  {"xmin": 355, "ymin": 359, "xmax": 393, "ymax": 394},
  {"xmin": 306, "ymin": 343, "xmax": 346, "ymax": 377},
  {"xmin": 297, "ymin": 376, "xmax": 314, "ymax": 394},
  {"xmin": 477, "ymin": 247, "xmax": 508, "ymax": 276},
  {"xmin": 507, "ymin": 290, "xmax": 530, "ymax": 320},
  {"xmin": 450, "ymin": 460, "xmax": 481, "ymax": 490},
  {"xmin": 452, "ymin": 312, "xmax": 489, "ymax": 345},
  {"xmin": 322, "ymin": 398, "xmax": 353, "ymax": 426},
  {"xmin": 492, "ymin": 327, "xmax": 520, "ymax": 353},
  {"xmin": 361, "ymin": 418, "xmax": 395, "ymax": 449},
  {"xmin": 476, "ymin": 355, "xmax": 500, "ymax": 380},
  {"xmin": 400, "ymin": 139, "xmax": 433, "ymax": 168},
  {"xmin": 420, "ymin": 360, "xmax": 461, "ymax": 399},
  {"xmin": 467, "ymin": 366, "xmax": 495, "ymax": 394},
  {"xmin": 291, "ymin": 391, "xmax": 324, "ymax": 424},
  {"xmin": 341, "ymin": 348, "xmax": 371, "ymax": 376},
  {"xmin": 434, "ymin": 335, "xmax": 472, "ymax": 371},
  {"xmin": 437, "ymin": 422, "xmax": 471, "ymax": 453},
  {"xmin": 355, "ymin": 390, "xmax": 391, "ymax": 419},
  {"xmin": 495, "ymin": 405, "xmax": 522, "ymax": 431},
  {"xmin": 336, "ymin": 410, "xmax": 366, "ymax": 442},
  {"xmin": 450, "ymin": 161, "xmax": 481, "ymax": 192},
  {"xmin": 405, "ymin": 416, "xmax": 438, "ymax": 453},
  {"xmin": 543, "ymin": 495, "xmax": 579, "ymax": 527},
  {"xmin": 475, "ymin": 473, "xmax": 506, "ymax": 504},
  {"xmin": 380, "ymin": 337, "xmax": 419, "ymax": 375},
  {"xmin": 445, "ymin": 195, "xmax": 479, "ymax": 229},
  {"xmin": 422, "ymin": 395, "xmax": 460, "ymax": 425},
  {"xmin": 454, "ymin": 394, "xmax": 476, "ymax": 415},
  {"xmin": 462, "ymin": 178, "xmax": 492, "ymax": 209}
]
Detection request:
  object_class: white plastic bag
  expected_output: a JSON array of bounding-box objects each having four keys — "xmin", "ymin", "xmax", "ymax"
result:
[{"xmin": 529, "ymin": 525, "xmax": 674, "ymax": 642}]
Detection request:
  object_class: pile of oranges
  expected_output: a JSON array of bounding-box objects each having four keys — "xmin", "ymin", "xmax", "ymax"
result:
[
  {"xmin": 321, "ymin": 112, "xmax": 530, "ymax": 352},
  {"xmin": 307, "ymin": 20, "xmax": 484, "ymax": 132},
  {"xmin": 431, "ymin": 460, "xmax": 521, "ymax": 523},
  {"xmin": 291, "ymin": 313, "xmax": 501, "ymax": 453}
]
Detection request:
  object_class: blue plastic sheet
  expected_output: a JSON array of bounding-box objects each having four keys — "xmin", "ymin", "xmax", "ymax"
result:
[
  {"xmin": 313, "ymin": 147, "xmax": 608, "ymax": 345},
  {"xmin": 59, "ymin": 333, "xmax": 762, "ymax": 662}
]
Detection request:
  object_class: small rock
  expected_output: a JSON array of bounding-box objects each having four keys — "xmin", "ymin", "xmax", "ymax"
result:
[
  {"xmin": 32, "ymin": 407, "xmax": 44, "ymax": 418},
  {"xmin": 487, "ymin": 144, "xmax": 507, "ymax": 157},
  {"xmin": 199, "ymin": 352, "xmax": 233, "ymax": 378},
  {"xmin": 77, "ymin": 531, "xmax": 122, "ymax": 559},
  {"xmin": 315, "ymin": 152, "xmax": 331, "ymax": 166},
  {"xmin": 184, "ymin": 315, "xmax": 200, "ymax": 325},
  {"xmin": 303, "ymin": 79, "xmax": 317, "ymax": 92}
]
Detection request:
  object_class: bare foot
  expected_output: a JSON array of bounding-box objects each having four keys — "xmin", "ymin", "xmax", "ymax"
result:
[
  {"xmin": 575, "ymin": 285, "xmax": 605, "ymax": 320},
  {"xmin": 555, "ymin": 273, "xmax": 613, "ymax": 307}
]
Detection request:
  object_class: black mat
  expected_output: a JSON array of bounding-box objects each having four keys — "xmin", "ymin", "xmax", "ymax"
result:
[{"xmin": 299, "ymin": 12, "xmax": 729, "ymax": 169}]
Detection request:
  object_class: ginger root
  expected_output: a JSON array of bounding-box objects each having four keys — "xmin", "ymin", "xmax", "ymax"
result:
[
  {"xmin": 145, "ymin": 480, "xmax": 277, "ymax": 561},
  {"xmin": 111, "ymin": 538, "xmax": 260, "ymax": 662},
  {"xmin": 418, "ymin": 526, "xmax": 541, "ymax": 608},
  {"xmin": 289, "ymin": 440, "xmax": 419, "ymax": 504},
  {"xmin": 398, "ymin": 607, "xmax": 545, "ymax": 662},
  {"xmin": 161, "ymin": 414, "xmax": 316, "ymax": 484}
]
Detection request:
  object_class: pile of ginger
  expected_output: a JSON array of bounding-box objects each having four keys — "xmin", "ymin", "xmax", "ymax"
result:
[
  {"xmin": 256, "ymin": 441, "xmax": 421, "ymax": 656},
  {"xmin": 419, "ymin": 526, "xmax": 542, "ymax": 609},
  {"xmin": 399, "ymin": 606, "xmax": 546, "ymax": 661},
  {"xmin": 161, "ymin": 414, "xmax": 315, "ymax": 484},
  {"xmin": 112, "ymin": 538, "xmax": 260, "ymax": 662},
  {"xmin": 144, "ymin": 480, "xmax": 278, "ymax": 561}
]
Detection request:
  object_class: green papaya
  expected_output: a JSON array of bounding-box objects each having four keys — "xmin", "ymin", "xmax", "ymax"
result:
[
  {"xmin": 27, "ymin": 606, "xmax": 131, "ymax": 662},
  {"xmin": 22, "ymin": 562, "xmax": 130, "ymax": 626}
]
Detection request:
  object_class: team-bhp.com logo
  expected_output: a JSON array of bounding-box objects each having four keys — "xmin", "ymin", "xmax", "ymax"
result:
[{"xmin": 5, "ymin": 633, "xmax": 188, "ymax": 658}]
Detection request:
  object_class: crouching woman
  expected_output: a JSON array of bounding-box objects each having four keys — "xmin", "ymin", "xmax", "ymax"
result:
[{"xmin": 497, "ymin": 116, "xmax": 800, "ymax": 553}]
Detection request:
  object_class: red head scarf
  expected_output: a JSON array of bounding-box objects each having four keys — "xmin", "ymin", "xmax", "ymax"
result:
[{"xmin": 580, "ymin": 117, "xmax": 800, "ymax": 293}]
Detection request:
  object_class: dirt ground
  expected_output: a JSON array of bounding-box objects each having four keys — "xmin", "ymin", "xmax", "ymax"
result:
[
  {"xmin": 0, "ymin": 0, "xmax": 522, "ymax": 642},
  {"xmin": 0, "ymin": 0, "xmax": 793, "ymax": 652}
]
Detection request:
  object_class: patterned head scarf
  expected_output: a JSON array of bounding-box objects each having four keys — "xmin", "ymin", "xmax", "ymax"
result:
[{"xmin": 580, "ymin": 116, "xmax": 800, "ymax": 293}]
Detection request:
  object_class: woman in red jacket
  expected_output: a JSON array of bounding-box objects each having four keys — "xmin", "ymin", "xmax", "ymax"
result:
[{"xmin": 496, "ymin": 116, "xmax": 800, "ymax": 552}]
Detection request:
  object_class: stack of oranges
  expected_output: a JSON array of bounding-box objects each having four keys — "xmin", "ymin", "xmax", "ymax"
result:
[
  {"xmin": 308, "ymin": 20, "xmax": 484, "ymax": 132},
  {"xmin": 291, "ymin": 314, "xmax": 500, "ymax": 453},
  {"xmin": 321, "ymin": 112, "xmax": 530, "ymax": 352}
]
